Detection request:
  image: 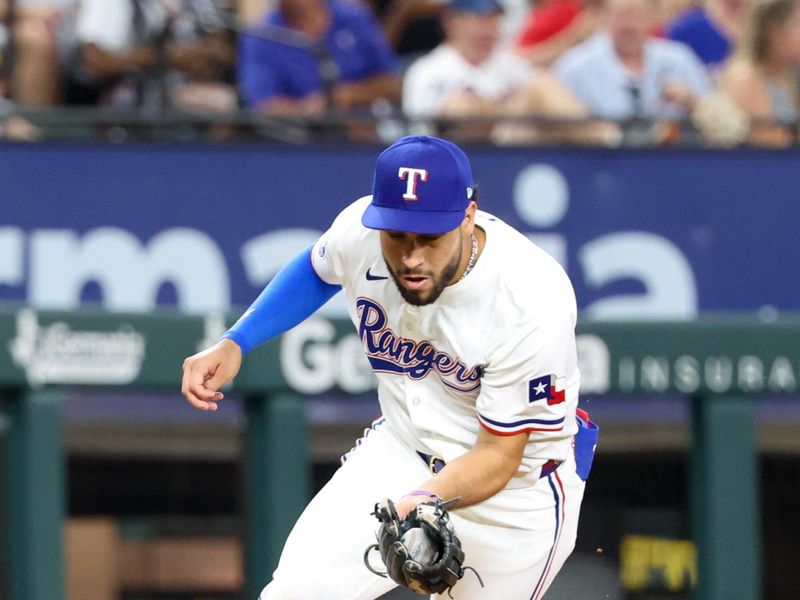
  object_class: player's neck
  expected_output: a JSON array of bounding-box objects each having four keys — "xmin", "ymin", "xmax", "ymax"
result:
[{"xmin": 454, "ymin": 227, "xmax": 485, "ymax": 284}]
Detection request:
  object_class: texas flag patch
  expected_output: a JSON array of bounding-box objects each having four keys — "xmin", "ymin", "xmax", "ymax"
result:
[{"xmin": 528, "ymin": 374, "xmax": 566, "ymax": 406}]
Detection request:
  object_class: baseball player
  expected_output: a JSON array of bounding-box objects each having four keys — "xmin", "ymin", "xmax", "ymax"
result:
[{"xmin": 181, "ymin": 135, "xmax": 598, "ymax": 599}]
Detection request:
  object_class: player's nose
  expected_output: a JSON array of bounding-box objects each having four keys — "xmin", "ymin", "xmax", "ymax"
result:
[{"xmin": 401, "ymin": 248, "xmax": 426, "ymax": 270}]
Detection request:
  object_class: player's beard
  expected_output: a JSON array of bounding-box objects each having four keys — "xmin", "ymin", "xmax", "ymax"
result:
[{"xmin": 385, "ymin": 244, "xmax": 463, "ymax": 307}]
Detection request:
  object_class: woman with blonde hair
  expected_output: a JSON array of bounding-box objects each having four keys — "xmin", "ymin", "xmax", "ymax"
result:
[{"xmin": 721, "ymin": 0, "xmax": 800, "ymax": 145}]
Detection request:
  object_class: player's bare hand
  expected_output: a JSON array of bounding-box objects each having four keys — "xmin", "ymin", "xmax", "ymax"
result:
[
  {"xmin": 395, "ymin": 495, "xmax": 425, "ymax": 519},
  {"xmin": 395, "ymin": 491, "xmax": 445, "ymax": 519},
  {"xmin": 181, "ymin": 338, "xmax": 243, "ymax": 411}
]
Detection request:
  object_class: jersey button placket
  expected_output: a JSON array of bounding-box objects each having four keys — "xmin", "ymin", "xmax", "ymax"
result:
[
  {"xmin": 404, "ymin": 305, "xmax": 420, "ymax": 330},
  {"xmin": 403, "ymin": 306, "xmax": 424, "ymax": 418},
  {"xmin": 408, "ymin": 387, "xmax": 426, "ymax": 421}
]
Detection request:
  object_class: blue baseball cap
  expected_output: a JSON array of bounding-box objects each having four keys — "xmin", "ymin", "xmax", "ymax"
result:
[
  {"xmin": 362, "ymin": 136, "xmax": 474, "ymax": 235},
  {"xmin": 448, "ymin": 0, "xmax": 505, "ymax": 13}
]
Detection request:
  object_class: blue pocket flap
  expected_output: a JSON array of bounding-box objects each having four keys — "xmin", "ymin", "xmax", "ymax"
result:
[{"xmin": 575, "ymin": 409, "xmax": 599, "ymax": 481}]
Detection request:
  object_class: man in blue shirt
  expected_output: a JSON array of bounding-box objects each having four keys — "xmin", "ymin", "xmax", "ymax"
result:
[
  {"xmin": 553, "ymin": 0, "xmax": 712, "ymax": 121},
  {"xmin": 239, "ymin": 0, "xmax": 401, "ymax": 115}
]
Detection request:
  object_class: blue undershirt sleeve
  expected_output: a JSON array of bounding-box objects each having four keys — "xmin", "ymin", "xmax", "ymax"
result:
[{"xmin": 222, "ymin": 246, "xmax": 342, "ymax": 355}]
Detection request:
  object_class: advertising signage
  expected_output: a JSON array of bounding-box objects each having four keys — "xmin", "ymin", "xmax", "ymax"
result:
[{"xmin": 2, "ymin": 144, "xmax": 797, "ymax": 320}]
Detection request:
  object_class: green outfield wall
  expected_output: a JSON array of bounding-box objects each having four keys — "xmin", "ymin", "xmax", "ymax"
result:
[{"xmin": 1, "ymin": 307, "xmax": 798, "ymax": 600}]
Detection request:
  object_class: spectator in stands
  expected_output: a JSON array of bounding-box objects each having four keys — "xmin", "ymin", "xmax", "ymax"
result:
[
  {"xmin": 554, "ymin": 0, "xmax": 713, "ymax": 122},
  {"xmin": 514, "ymin": 0, "xmax": 689, "ymax": 66},
  {"xmin": 238, "ymin": 0, "xmax": 401, "ymax": 116},
  {"xmin": 0, "ymin": 0, "xmax": 75, "ymax": 106},
  {"xmin": 666, "ymin": 0, "xmax": 752, "ymax": 73},
  {"xmin": 403, "ymin": 0, "xmax": 595, "ymax": 142},
  {"xmin": 515, "ymin": 0, "xmax": 601, "ymax": 67},
  {"xmin": 364, "ymin": 0, "xmax": 444, "ymax": 59},
  {"xmin": 720, "ymin": 0, "xmax": 800, "ymax": 146},
  {"xmin": 73, "ymin": 0, "xmax": 236, "ymax": 113},
  {"xmin": 365, "ymin": 0, "xmax": 531, "ymax": 58}
]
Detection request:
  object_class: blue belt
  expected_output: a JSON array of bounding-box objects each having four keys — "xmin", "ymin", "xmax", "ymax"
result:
[
  {"xmin": 416, "ymin": 451, "xmax": 560, "ymax": 479},
  {"xmin": 417, "ymin": 451, "xmax": 447, "ymax": 474}
]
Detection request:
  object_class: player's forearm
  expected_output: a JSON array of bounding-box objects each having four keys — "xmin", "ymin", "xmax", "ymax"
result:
[
  {"xmin": 223, "ymin": 245, "xmax": 341, "ymax": 354},
  {"xmin": 420, "ymin": 444, "xmax": 523, "ymax": 509}
]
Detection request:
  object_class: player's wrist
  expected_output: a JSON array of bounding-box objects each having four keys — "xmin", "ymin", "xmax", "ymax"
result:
[
  {"xmin": 220, "ymin": 332, "xmax": 248, "ymax": 355},
  {"xmin": 402, "ymin": 490, "xmax": 441, "ymax": 502}
]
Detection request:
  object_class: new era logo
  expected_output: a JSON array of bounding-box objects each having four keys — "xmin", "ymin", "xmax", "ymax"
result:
[{"xmin": 528, "ymin": 374, "xmax": 566, "ymax": 405}]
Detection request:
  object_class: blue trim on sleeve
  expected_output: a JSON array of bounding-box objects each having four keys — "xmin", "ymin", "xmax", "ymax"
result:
[
  {"xmin": 480, "ymin": 414, "xmax": 565, "ymax": 428},
  {"xmin": 222, "ymin": 246, "xmax": 341, "ymax": 355}
]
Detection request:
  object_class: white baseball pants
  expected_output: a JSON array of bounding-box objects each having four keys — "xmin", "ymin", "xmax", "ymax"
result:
[{"xmin": 260, "ymin": 420, "xmax": 585, "ymax": 600}]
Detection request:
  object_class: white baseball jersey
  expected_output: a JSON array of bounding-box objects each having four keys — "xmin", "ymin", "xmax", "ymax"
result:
[{"xmin": 311, "ymin": 196, "xmax": 580, "ymax": 487}]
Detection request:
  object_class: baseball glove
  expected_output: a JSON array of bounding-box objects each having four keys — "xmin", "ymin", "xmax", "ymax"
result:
[{"xmin": 363, "ymin": 498, "xmax": 481, "ymax": 596}]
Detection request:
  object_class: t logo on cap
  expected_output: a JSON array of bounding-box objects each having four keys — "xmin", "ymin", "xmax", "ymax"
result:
[{"xmin": 398, "ymin": 167, "xmax": 428, "ymax": 201}]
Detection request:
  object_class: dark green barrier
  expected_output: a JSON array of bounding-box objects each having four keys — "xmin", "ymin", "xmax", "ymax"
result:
[{"xmin": 1, "ymin": 307, "xmax": 798, "ymax": 600}]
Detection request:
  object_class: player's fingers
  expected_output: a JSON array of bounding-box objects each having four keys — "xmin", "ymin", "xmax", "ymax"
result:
[
  {"xmin": 188, "ymin": 397, "xmax": 218, "ymax": 411},
  {"xmin": 183, "ymin": 391, "xmax": 219, "ymax": 411},
  {"xmin": 203, "ymin": 367, "xmax": 233, "ymax": 395},
  {"xmin": 182, "ymin": 359, "xmax": 222, "ymax": 411},
  {"xmin": 187, "ymin": 384, "xmax": 223, "ymax": 411},
  {"xmin": 180, "ymin": 369, "xmax": 200, "ymax": 407},
  {"xmin": 181, "ymin": 383, "xmax": 216, "ymax": 411},
  {"xmin": 181, "ymin": 387, "xmax": 215, "ymax": 411}
]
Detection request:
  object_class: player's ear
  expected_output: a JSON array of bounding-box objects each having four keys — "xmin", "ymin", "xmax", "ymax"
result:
[{"xmin": 462, "ymin": 201, "xmax": 478, "ymax": 233}]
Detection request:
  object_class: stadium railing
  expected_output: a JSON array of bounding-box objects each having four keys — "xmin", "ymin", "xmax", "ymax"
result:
[{"xmin": 3, "ymin": 105, "xmax": 798, "ymax": 147}]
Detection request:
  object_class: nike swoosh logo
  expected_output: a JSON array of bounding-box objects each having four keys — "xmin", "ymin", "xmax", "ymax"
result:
[{"xmin": 366, "ymin": 268, "xmax": 389, "ymax": 281}]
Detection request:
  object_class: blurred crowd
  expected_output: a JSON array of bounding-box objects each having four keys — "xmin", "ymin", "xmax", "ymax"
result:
[{"xmin": 0, "ymin": 0, "xmax": 798, "ymax": 146}]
